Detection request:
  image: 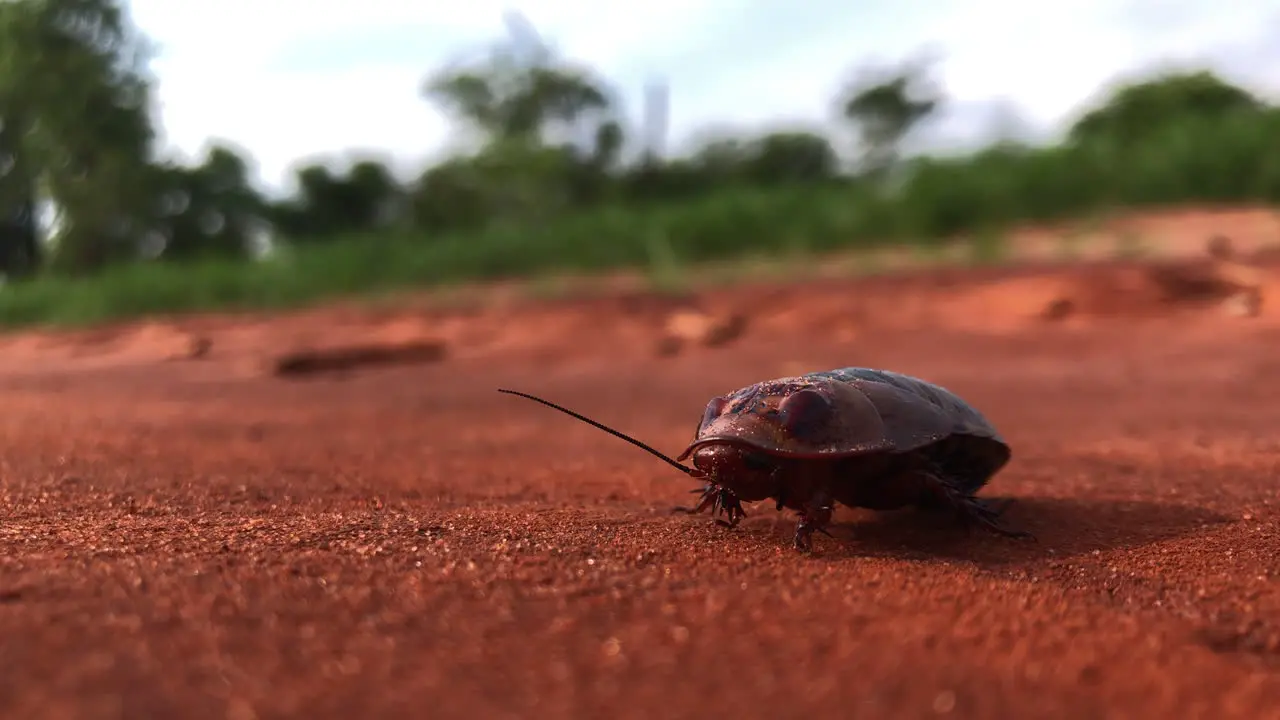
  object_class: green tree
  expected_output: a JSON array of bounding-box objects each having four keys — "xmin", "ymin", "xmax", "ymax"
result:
[
  {"xmin": 839, "ymin": 54, "xmax": 943, "ymax": 179},
  {"xmin": 416, "ymin": 31, "xmax": 623, "ymax": 232},
  {"xmin": 0, "ymin": 0, "xmax": 159, "ymax": 274},
  {"xmin": 424, "ymin": 48, "xmax": 616, "ymax": 148},
  {"xmin": 688, "ymin": 134, "xmax": 752, "ymax": 183},
  {"xmin": 272, "ymin": 158, "xmax": 407, "ymax": 241},
  {"xmin": 0, "ymin": 111, "xmax": 40, "ymax": 278},
  {"xmin": 1067, "ymin": 70, "xmax": 1267, "ymax": 147},
  {"xmin": 743, "ymin": 131, "xmax": 838, "ymax": 186},
  {"xmin": 148, "ymin": 145, "xmax": 268, "ymax": 260}
]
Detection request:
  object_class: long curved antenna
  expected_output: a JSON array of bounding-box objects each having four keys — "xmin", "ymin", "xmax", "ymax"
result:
[{"xmin": 497, "ymin": 388, "xmax": 702, "ymax": 477}]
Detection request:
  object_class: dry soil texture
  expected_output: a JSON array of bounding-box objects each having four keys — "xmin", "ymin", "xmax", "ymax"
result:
[{"xmin": 2, "ymin": 253, "xmax": 1280, "ymax": 719}]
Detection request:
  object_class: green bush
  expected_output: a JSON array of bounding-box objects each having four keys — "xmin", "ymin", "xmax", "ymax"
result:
[{"xmin": 2, "ymin": 107, "xmax": 1280, "ymax": 329}]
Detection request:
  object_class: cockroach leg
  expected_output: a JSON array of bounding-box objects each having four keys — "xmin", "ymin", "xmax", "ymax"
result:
[
  {"xmin": 962, "ymin": 498, "xmax": 1036, "ymax": 540},
  {"xmin": 673, "ymin": 483, "xmax": 746, "ymax": 529},
  {"xmin": 792, "ymin": 491, "xmax": 835, "ymax": 551},
  {"xmin": 920, "ymin": 471, "xmax": 1036, "ymax": 541}
]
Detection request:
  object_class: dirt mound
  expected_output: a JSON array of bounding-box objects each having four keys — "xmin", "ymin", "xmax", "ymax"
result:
[{"xmin": 1040, "ymin": 247, "xmax": 1268, "ymax": 321}]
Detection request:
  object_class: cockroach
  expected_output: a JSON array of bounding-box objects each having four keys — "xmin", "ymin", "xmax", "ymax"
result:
[{"xmin": 498, "ymin": 367, "xmax": 1033, "ymax": 551}]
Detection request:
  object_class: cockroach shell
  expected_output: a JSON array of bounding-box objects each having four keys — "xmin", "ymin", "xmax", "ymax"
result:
[
  {"xmin": 676, "ymin": 367, "xmax": 1010, "ymax": 485},
  {"xmin": 677, "ymin": 377, "xmax": 894, "ymax": 460}
]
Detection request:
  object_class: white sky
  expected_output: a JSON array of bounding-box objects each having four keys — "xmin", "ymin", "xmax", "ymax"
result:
[{"xmin": 129, "ymin": 0, "xmax": 1280, "ymax": 197}]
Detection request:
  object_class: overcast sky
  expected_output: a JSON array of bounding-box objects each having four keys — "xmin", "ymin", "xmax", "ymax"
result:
[{"xmin": 129, "ymin": 0, "xmax": 1280, "ymax": 196}]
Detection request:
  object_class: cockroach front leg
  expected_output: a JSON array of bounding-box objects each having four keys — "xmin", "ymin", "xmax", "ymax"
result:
[{"xmin": 672, "ymin": 483, "xmax": 747, "ymax": 528}]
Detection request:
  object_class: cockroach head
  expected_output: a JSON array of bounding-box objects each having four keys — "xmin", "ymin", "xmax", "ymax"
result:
[{"xmin": 677, "ymin": 379, "xmax": 893, "ymax": 471}]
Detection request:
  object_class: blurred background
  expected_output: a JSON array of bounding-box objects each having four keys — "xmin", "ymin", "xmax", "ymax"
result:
[{"xmin": 0, "ymin": 0, "xmax": 1276, "ymax": 326}]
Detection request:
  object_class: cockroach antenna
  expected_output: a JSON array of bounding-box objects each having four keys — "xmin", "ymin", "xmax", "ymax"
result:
[{"xmin": 497, "ymin": 388, "xmax": 702, "ymax": 477}]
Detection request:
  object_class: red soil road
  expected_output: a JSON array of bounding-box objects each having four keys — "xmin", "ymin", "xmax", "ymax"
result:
[{"xmin": 1, "ymin": 258, "xmax": 1280, "ymax": 718}]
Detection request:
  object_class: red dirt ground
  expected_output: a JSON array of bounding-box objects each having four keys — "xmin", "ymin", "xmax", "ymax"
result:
[{"xmin": 3, "ymin": 218, "xmax": 1280, "ymax": 719}]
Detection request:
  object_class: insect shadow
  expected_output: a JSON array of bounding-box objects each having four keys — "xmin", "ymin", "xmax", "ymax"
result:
[{"xmin": 740, "ymin": 495, "xmax": 1231, "ymax": 565}]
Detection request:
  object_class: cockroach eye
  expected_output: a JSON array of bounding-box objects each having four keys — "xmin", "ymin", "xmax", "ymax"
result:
[{"xmin": 742, "ymin": 453, "xmax": 773, "ymax": 472}]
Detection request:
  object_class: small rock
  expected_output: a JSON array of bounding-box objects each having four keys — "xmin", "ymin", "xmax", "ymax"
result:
[
  {"xmin": 164, "ymin": 334, "xmax": 212, "ymax": 361},
  {"xmin": 703, "ymin": 314, "xmax": 748, "ymax": 347},
  {"xmin": 187, "ymin": 336, "xmax": 213, "ymax": 359},
  {"xmin": 662, "ymin": 309, "xmax": 748, "ymax": 349},
  {"xmin": 932, "ymin": 690, "xmax": 957, "ymax": 714},
  {"xmin": 1206, "ymin": 234, "xmax": 1235, "ymax": 260},
  {"xmin": 1222, "ymin": 288, "xmax": 1262, "ymax": 318},
  {"xmin": 1040, "ymin": 298, "xmax": 1074, "ymax": 321},
  {"xmin": 654, "ymin": 336, "xmax": 684, "ymax": 357}
]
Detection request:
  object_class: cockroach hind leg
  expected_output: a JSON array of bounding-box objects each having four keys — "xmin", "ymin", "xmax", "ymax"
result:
[
  {"xmin": 958, "ymin": 494, "xmax": 1036, "ymax": 541},
  {"xmin": 919, "ymin": 471, "xmax": 1036, "ymax": 542},
  {"xmin": 973, "ymin": 496, "xmax": 1017, "ymax": 518}
]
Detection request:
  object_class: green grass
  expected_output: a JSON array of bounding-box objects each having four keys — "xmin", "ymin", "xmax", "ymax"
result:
[
  {"xmin": 0, "ymin": 183, "xmax": 909, "ymax": 328},
  {"xmin": 4, "ymin": 108, "xmax": 1280, "ymax": 330}
]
